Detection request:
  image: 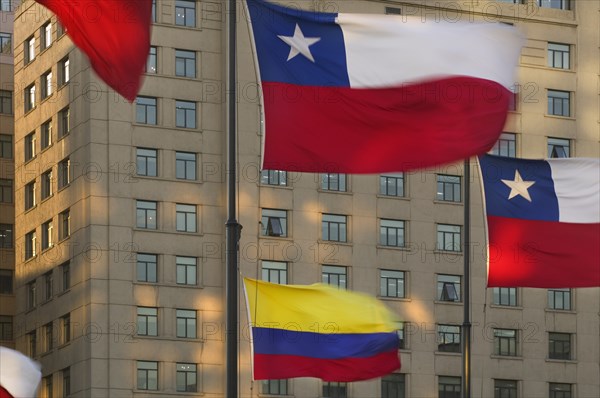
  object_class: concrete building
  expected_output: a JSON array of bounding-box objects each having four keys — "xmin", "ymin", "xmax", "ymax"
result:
[
  {"xmin": 0, "ymin": 0, "xmax": 18, "ymax": 351},
  {"xmin": 8, "ymin": 0, "xmax": 599, "ymax": 397}
]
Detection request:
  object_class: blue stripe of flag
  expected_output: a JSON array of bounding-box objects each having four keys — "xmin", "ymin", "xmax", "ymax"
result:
[{"xmin": 252, "ymin": 327, "xmax": 399, "ymax": 359}]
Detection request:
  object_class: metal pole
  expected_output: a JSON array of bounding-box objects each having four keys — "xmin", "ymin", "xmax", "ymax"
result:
[
  {"xmin": 462, "ymin": 158, "xmax": 472, "ymax": 398},
  {"xmin": 226, "ymin": 0, "xmax": 241, "ymax": 396}
]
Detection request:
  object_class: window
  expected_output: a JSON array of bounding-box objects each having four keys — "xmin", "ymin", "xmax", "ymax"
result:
[
  {"xmin": 27, "ymin": 281, "xmax": 36, "ymax": 309},
  {"xmin": 137, "ymin": 253, "xmax": 157, "ymax": 283},
  {"xmin": 380, "ymin": 174, "xmax": 404, "ymax": 197},
  {"xmin": 137, "ymin": 307, "xmax": 158, "ymax": 336},
  {"xmin": 437, "ymin": 224, "xmax": 461, "ymax": 252},
  {"xmin": 0, "ymin": 90, "xmax": 12, "ymax": 114},
  {"xmin": 385, "ymin": 7, "xmax": 402, "ymax": 15},
  {"xmin": 538, "ymin": 0, "xmax": 570, "ymax": 10},
  {"xmin": 58, "ymin": 57, "xmax": 70, "ymax": 85},
  {"xmin": 0, "ymin": 33, "xmax": 11, "ymax": 55},
  {"xmin": 24, "ymin": 84, "xmax": 35, "ymax": 112},
  {"xmin": 0, "ymin": 0, "xmax": 12, "ymax": 11},
  {"xmin": 380, "ymin": 219, "xmax": 405, "ymax": 247},
  {"xmin": 176, "ymin": 363, "xmax": 197, "ymax": 392},
  {"xmin": 136, "ymin": 200, "xmax": 157, "ymax": 229},
  {"xmin": 175, "ymin": 49, "xmax": 196, "ymax": 78},
  {"xmin": 0, "ymin": 135, "xmax": 12, "ymax": 158},
  {"xmin": 548, "ymin": 288, "xmax": 571, "ymax": 310},
  {"xmin": 136, "ymin": 97, "xmax": 157, "ymax": 125},
  {"xmin": 260, "ymin": 170, "xmax": 287, "ymax": 186},
  {"xmin": 175, "ymin": 0, "xmax": 196, "ymax": 27},
  {"xmin": 61, "ymin": 262, "xmax": 70, "ymax": 292},
  {"xmin": 494, "ymin": 380, "xmax": 517, "ymax": 398},
  {"xmin": 321, "ymin": 173, "xmax": 346, "ymax": 191},
  {"xmin": 43, "ymin": 322, "xmax": 53, "ymax": 352},
  {"xmin": 438, "ymin": 325, "xmax": 461, "ymax": 353},
  {"xmin": 261, "ymin": 209, "xmax": 287, "ymax": 237},
  {"xmin": 322, "ymin": 265, "xmax": 347, "ymax": 289},
  {"xmin": 60, "ymin": 314, "xmax": 70, "ymax": 344},
  {"xmin": 381, "ymin": 374, "xmax": 405, "ymax": 398},
  {"xmin": 25, "ymin": 36, "xmax": 35, "ymax": 63},
  {"xmin": 0, "ymin": 224, "xmax": 13, "ymax": 248},
  {"xmin": 44, "ymin": 376, "xmax": 53, "ymax": 398},
  {"xmin": 494, "ymin": 328, "xmax": 518, "ymax": 356},
  {"xmin": 439, "ymin": 376, "xmax": 461, "ymax": 398},
  {"xmin": 549, "ymin": 383, "xmax": 572, "ymax": 398},
  {"xmin": 42, "ymin": 220, "xmax": 53, "ymax": 250},
  {"xmin": 41, "ymin": 119, "xmax": 52, "ymax": 149},
  {"xmin": 146, "ymin": 46, "xmax": 157, "ymax": 73},
  {"xmin": 27, "ymin": 330, "xmax": 37, "ymax": 357},
  {"xmin": 56, "ymin": 21, "xmax": 65, "ymax": 38},
  {"xmin": 58, "ymin": 158, "xmax": 71, "ymax": 188},
  {"xmin": 548, "ymin": 137, "xmax": 570, "ymax": 158},
  {"xmin": 323, "ymin": 381, "xmax": 347, "ymax": 398},
  {"xmin": 380, "ymin": 270, "xmax": 405, "ymax": 298},
  {"xmin": 176, "ymin": 256, "xmax": 197, "ymax": 285},
  {"xmin": 176, "ymin": 203, "xmax": 196, "ymax": 232},
  {"xmin": 549, "ymin": 332, "xmax": 571, "ymax": 360},
  {"xmin": 397, "ymin": 322, "xmax": 406, "ymax": 349},
  {"xmin": 0, "ymin": 269, "xmax": 13, "ymax": 294},
  {"xmin": 322, "ymin": 214, "xmax": 347, "ymax": 242},
  {"xmin": 41, "ymin": 169, "xmax": 53, "ymax": 200},
  {"xmin": 548, "ymin": 43, "xmax": 570, "ymax": 69},
  {"xmin": 41, "ymin": 70, "xmax": 53, "ymax": 99},
  {"xmin": 175, "ymin": 100, "xmax": 196, "ymax": 129},
  {"xmin": 175, "ymin": 151, "xmax": 196, "ymax": 180},
  {"xmin": 62, "ymin": 368, "xmax": 70, "ymax": 397},
  {"xmin": 0, "ymin": 315, "xmax": 12, "ymax": 341},
  {"xmin": 25, "ymin": 132, "xmax": 36, "ymax": 161},
  {"xmin": 41, "ymin": 22, "xmax": 52, "ymax": 50},
  {"xmin": 58, "ymin": 107, "xmax": 70, "ymax": 137},
  {"xmin": 0, "ymin": 179, "xmax": 11, "ymax": 205},
  {"xmin": 43, "ymin": 276, "xmax": 53, "ymax": 305},
  {"xmin": 490, "ymin": 133, "xmax": 516, "ymax": 158},
  {"xmin": 437, "ymin": 274, "xmax": 461, "ymax": 302},
  {"xmin": 437, "ymin": 175, "xmax": 461, "ymax": 202},
  {"xmin": 262, "ymin": 261, "xmax": 287, "ymax": 284},
  {"xmin": 261, "ymin": 379, "xmax": 288, "ymax": 395},
  {"xmin": 492, "ymin": 287, "xmax": 517, "ymax": 306},
  {"xmin": 176, "ymin": 309, "xmax": 197, "ymax": 338},
  {"xmin": 137, "ymin": 361, "xmax": 158, "ymax": 390},
  {"xmin": 25, "ymin": 230, "xmax": 37, "ymax": 260},
  {"xmin": 151, "ymin": 0, "xmax": 156, "ymax": 22},
  {"xmin": 0, "ymin": 179, "xmax": 12, "ymax": 203},
  {"xmin": 136, "ymin": 148, "xmax": 157, "ymax": 177},
  {"xmin": 547, "ymin": 90, "xmax": 570, "ymax": 117},
  {"xmin": 59, "ymin": 209, "xmax": 70, "ymax": 240}
]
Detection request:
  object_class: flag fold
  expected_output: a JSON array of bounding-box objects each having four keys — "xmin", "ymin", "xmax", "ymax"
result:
[
  {"xmin": 36, "ymin": 0, "xmax": 152, "ymax": 101},
  {"xmin": 0, "ymin": 347, "xmax": 42, "ymax": 398},
  {"xmin": 246, "ymin": 0, "xmax": 523, "ymax": 173},
  {"xmin": 243, "ymin": 278, "xmax": 401, "ymax": 381},
  {"xmin": 479, "ymin": 155, "xmax": 600, "ymax": 288}
]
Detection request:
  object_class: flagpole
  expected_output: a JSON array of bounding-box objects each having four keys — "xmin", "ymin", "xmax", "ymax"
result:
[
  {"xmin": 226, "ymin": 0, "xmax": 241, "ymax": 397},
  {"xmin": 462, "ymin": 158, "xmax": 472, "ymax": 398}
]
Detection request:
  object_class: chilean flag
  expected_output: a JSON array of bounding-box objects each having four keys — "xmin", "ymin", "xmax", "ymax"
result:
[
  {"xmin": 36, "ymin": 0, "xmax": 152, "ymax": 102},
  {"xmin": 246, "ymin": 0, "xmax": 523, "ymax": 173},
  {"xmin": 479, "ymin": 155, "xmax": 600, "ymax": 288},
  {"xmin": 0, "ymin": 347, "xmax": 41, "ymax": 398}
]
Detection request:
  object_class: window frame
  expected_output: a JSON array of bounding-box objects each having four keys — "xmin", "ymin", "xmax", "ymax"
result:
[
  {"xmin": 321, "ymin": 173, "xmax": 347, "ymax": 192},
  {"xmin": 136, "ymin": 148, "xmax": 158, "ymax": 177},
  {"xmin": 136, "ymin": 200, "xmax": 157, "ymax": 229},
  {"xmin": 176, "ymin": 309, "xmax": 197, "ymax": 338},
  {"xmin": 548, "ymin": 42, "xmax": 570, "ymax": 69},
  {"xmin": 176, "ymin": 363, "xmax": 197, "ymax": 392},
  {"xmin": 548, "ymin": 288, "xmax": 571, "ymax": 310},
  {"xmin": 437, "ymin": 324, "xmax": 461, "ymax": 353},
  {"xmin": 176, "ymin": 203, "xmax": 197, "ymax": 233},
  {"xmin": 137, "ymin": 307, "xmax": 158, "ymax": 336},
  {"xmin": 175, "ymin": 100, "xmax": 197, "ymax": 129},
  {"xmin": 492, "ymin": 287, "xmax": 517, "ymax": 307},
  {"xmin": 136, "ymin": 96, "xmax": 157, "ymax": 125},
  {"xmin": 437, "ymin": 274, "xmax": 461, "ymax": 302},
  {"xmin": 137, "ymin": 361, "xmax": 158, "ymax": 390},
  {"xmin": 260, "ymin": 170, "xmax": 287, "ymax": 186},
  {"xmin": 547, "ymin": 137, "xmax": 570, "ymax": 158},
  {"xmin": 175, "ymin": 49, "xmax": 196, "ymax": 78},
  {"xmin": 548, "ymin": 332, "xmax": 571, "ymax": 360},
  {"xmin": 380, "ymin": 269, "xmax": 405, "ymax": 298},
  {"xmin": 322, "ymin": 214, "xmax": 347, "ymax": 242},
  {"xmin": 547, "ymin": 89, "xmax": 571, "ymax": 117},
  {"xmin": 380, "ymin": 173, "xmax": 404, "ymax": 197},
  {"xmin": 59, "ymin": 209, "xmax": 71, "ymax": 240},
  {"xmin": 261, "ymin": 260, "xmax": 287, "ymax": 284},
  {"xmin": 437, "ymin": 224, "xmax": 461, "ymax": 252},
  {"xmin": 493, "ymin": 328, "xmax": 518, "ymax": 357},
  {"xmin": 176, "ymin": 256, "xmax": 197, "ymax": 285},
  {"xmin": 322, "ymin": 265, "xmax": 347, "ymax": 289},
  {"xmin": 175, "ymin": 0, "xmax": 196, "ymax": 27},
  {"xmin": 175, "ymin": 151, "xmax": 196, "ymax": 180},
  {"xmin": 137, "ymin": 253, "xmax": 158, "ymax": 283},
  {"xmin": 380, "ymin": 219, "xmax": 405, "ymax": 248},
  {"xmin": 41, "ymin": 169, "xmax": 53, "ymax": 200},
  {"xmin": 260, "ymin": 208, "xmax": 287, "ymax": 237},
  {"xmin": 24, "ymin": 83, "xmax": 36, "ymax": 112}
]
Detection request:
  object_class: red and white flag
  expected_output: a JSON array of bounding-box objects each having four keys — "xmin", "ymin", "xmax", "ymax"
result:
[
  {"xmin": 247, "ymin": 0, "xmax": 523, "ymax": 173},
  {"xmin": 0, "ymin": 347, "xmax": 41, "ymax": 398}
]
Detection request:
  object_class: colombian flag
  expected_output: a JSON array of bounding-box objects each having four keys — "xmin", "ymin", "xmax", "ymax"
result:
[{"xmin": 243, "ymin": 278, "xmax": 401, "ymax": 381}]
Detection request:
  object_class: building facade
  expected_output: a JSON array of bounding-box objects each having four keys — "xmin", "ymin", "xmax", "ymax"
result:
[
  {"xmin": 0, "ymin": 0, "xmax": 18, "ymax": 351},
  {"xmin": 8, "ymin": 0, "xmax": 600, "ymax": 397}
]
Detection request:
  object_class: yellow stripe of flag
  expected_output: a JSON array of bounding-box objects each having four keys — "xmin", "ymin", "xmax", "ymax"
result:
[{"xmin": 243, "ymin": 278, "xmax": 399, "ymax": 334}]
